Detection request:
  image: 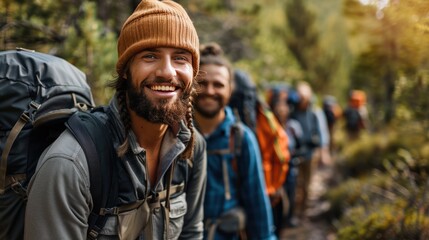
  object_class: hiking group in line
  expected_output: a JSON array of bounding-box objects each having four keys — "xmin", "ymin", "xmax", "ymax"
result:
[{"xmin": 0, "ymin": 0, "xmax": 370, "ymax": 239}]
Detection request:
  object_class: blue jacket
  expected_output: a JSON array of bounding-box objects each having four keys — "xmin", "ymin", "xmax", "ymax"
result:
[
  {"xmin": 201, "ymin": 107, "xmax": 276, "ymax": 240},
  {"xmin": 290, "ymin": 108, "xmax": 322, "ymax": 161}
]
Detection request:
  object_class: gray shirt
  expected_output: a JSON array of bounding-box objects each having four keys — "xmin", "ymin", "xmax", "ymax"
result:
[{"xmin": 24, "ymin": 97, "xmax": 207, "ymax": 240}]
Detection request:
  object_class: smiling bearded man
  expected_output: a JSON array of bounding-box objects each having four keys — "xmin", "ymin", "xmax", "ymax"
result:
[{"xmin": 24, "ymin": 1, "xmax": 207, "ymax": 240}]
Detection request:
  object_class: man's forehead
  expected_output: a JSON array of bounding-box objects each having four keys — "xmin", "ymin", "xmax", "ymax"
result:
[{"xmin": 140, "ymin": 47, "xmax": 192, "ymax": 55}]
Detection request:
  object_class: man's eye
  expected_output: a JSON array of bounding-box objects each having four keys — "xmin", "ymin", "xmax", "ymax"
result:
[
  {"xmin": 198, "ymin": 81, "xmax": 208, "ymax": 87},
  {"xmin": 174, "ymin": 55, "xmax": 189, "ymax": 62},
  {"xmin": 143, "ymin": 54, "xmax": 156, "ymax": 59}
]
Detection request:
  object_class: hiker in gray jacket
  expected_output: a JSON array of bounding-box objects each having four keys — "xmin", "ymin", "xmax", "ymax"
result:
[{"xmin": 24, "ymin": 0, "xmax": 206, "ymax": 239}]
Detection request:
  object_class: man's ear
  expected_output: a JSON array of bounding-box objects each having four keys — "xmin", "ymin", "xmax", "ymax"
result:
[
  {"xmin": 230, "ymin": 77, "xmax": 235, "ymax": 94},
  {"xmin": 122, "ymin": 57, "xmax": 133, "ymax": 80}
]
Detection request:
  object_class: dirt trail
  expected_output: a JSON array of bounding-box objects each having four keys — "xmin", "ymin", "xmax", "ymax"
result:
[{"xmin": 279, "ymin": 163, "xmax": 337, "ymax": 240}]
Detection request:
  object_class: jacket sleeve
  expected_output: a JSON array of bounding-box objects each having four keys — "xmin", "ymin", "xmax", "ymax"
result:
[
  {"xmin": 238, "ymin": 128, "xmax": 277, "ymax": 240},
  {"xmin": 24, "ymin": 131, "xmax": 91, "ymax": 240},
  {"xmin": 179, "ymin": 131, "xmax": 207, "ymax": 239}
]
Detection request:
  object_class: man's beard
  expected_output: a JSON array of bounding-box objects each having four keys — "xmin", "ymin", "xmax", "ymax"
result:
[
  {"xmin": 127, "ymin": 78, "xmax": 189, "ymax": 126},
  {"xmin": 194, "ymin": 94, "xmax": 224, "ymax": 118}
]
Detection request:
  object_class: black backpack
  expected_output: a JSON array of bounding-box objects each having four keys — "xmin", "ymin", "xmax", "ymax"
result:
[
  {"xmin": 0, "ymin": 48, "xmax": 116, "ymax": 240},
  {"xmin": 344, "ymin": 107, "xmax": 362, "ymax": 131},
  {"xmin": 228, "ymin": 69, "xmax": 258, "ymax": 133}
]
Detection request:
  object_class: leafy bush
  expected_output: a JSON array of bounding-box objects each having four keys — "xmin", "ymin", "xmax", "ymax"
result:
[
  {"xmin": 326, "ymin": 173, "xmax": 390, "ymax": 219},
  {"xmin": 337, "ymin": 203, "xmax": 429, "ymax": 240},
  {"xmin": 335, "ymin": 132, "xmax": 406, "ymax": 179},
  {"xmin": 328, "ymin": 139, "xmax": 429, "ymax": 239}
]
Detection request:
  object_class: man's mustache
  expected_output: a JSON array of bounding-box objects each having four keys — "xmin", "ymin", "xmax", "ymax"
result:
[{"xmin": 196, "ymin": 94, "xmax": 222, "ymax": 102}]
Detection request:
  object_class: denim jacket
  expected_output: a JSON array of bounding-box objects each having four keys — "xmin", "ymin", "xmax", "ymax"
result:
[{"xmin": 200, "ymin": 107, "xmax": 276, "ymax": 240}]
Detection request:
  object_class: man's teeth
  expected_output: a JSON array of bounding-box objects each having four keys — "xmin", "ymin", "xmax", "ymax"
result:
[{"xmin": 151, "ymin": 85, "xmax": 175, "ymax": 91}]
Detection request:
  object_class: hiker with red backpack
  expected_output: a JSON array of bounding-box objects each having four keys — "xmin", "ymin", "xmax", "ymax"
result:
[
  {"xmin": 343, "ymin": 89, "xmax": 369, "ymax": 140},
  {"xmin": 23, "ymin": 1, "xmax": 207, "ymax": 239},
  {"xmin": 193, "ymin": 43, "xmax": 276, "ymax": 240}
]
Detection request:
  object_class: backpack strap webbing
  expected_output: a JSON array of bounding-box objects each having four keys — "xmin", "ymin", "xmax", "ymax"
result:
[
  {"xmin": 66, "ymin": 110, "xmax": 118, "ymax": 240},
  {"xmin": 0, "ymin": 101, "xmax": 40, "ymax": 194},
  {"xmin": 230, "ymin": 123, "xmax": 244, "ymax": 160},
  {"xmin": 206, "ymin": 122, "xmax": 244, "ymax": 202}
]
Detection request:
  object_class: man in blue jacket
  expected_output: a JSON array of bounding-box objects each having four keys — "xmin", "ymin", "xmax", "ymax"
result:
[
  {"xmin": 193, "ymin": 42, "xmax": 276, "ymax": 240},
  {"xmin": 289, "ymin": 81, "xmax": 322, "ymax": 221}
]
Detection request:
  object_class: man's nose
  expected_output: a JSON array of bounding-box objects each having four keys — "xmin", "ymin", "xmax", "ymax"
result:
[
  {"xmin": 203, "ymin": 84, "xmax": 216, "ymax": 95},
  {"xmin": 156, "ymin": 58, "xmax": 176, "ymax": 80}
]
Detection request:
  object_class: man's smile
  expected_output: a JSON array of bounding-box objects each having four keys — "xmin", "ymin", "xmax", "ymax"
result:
[{"xmin": 150, "ymin": 85, "xmax": 177, "ymax": 91}]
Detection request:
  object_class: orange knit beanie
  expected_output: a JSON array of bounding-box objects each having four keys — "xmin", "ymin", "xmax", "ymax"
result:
[{"xmin": 116, "ymin": 0, "xmax": 199, "ymax": 78}]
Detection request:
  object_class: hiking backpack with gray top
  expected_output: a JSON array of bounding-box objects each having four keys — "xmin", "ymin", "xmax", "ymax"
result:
[{"xmin": 0, "ymin": 48, "xmax": 95, "ymax": 239}]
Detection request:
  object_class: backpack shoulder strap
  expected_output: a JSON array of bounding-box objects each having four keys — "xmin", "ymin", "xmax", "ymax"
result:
[
  {"xmin": 229, "ymin": 121, "xmax": 245, "ymax": 191},
  {"xmin": 65, "ymin": 109, "xmax": 118, "ymax": 240},
  {"xmin": 204, "ymin": 118, "xmax": 245, "ymax": 202},
  {"xmin": 230, "ymin": 121, "xmax": 245, "ymax": 161}
]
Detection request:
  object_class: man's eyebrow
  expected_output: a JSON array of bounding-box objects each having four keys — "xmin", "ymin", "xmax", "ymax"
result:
[
  {"xmin": 174, "ymin": 49, "xmax": 192, "ymax": 55},
  {"xmin": 142, "ymin": 48, "xmax": 191, "ymax": 55},
  {"xmin": 144, "ymin": 48, "xmax": 160, "ymax": 53}
]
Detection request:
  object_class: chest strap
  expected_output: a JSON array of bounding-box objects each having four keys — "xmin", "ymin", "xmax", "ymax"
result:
[{"xmin": 98, "ymin": 182, "xmax": 184, "ymax": 216}]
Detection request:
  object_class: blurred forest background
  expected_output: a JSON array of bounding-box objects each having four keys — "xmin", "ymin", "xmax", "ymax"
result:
[{"xmin": 2, "ymin": 0, "xmax": 429, "ymax": 239}]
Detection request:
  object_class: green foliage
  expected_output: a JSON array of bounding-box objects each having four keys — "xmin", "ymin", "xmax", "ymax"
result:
[
  {"xmin": 336, "ymin": 132, "xmax": 405, "ymax": 178},
  {"xmin": 326, "ymin": 173, "xmax": 390, "ymax": 219},
  {"xmin": 1, "ymin": 0, "xmax": 117, "ymax": 104},
  {"xmin": 336, "ymin": 190, "xmax": 429, "ymax": 240},
  {"xmin": 60, "ymin": 2, "xmax": 117, "ymax": 104},
  {"xmin": 395, "ymin": 71, "xmax": 429, "ymax": 124},
  {"xmin": 278, "ymin": 0, "xmax": 342, "ymax": 93},
  {"xmin": 345, "ymin": 0, "xmax": 429, "ymax": 125},
  {"xmin": 338, "ymin": 205, "xmax": 399, "ymax": 240},
  {"xmin": 1, "ymin": 0, "xmax": 81, "ymax": 51},
  {"xmin": 188, "ymin": 0, "xmax": 260, "ymax": 64},
  {"xmin": 328, "ymin": 121, "xmax": 429, "ymax": 239}
]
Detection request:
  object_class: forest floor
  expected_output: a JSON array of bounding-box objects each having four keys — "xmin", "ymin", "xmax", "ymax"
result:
[{"xmin": 279, "ymin": 158, "xmax": 338, "ymax": 240}]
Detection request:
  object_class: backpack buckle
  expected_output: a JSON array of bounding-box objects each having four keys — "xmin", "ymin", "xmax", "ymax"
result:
[
  {"xmin": 87, "ymin": 228, "xmax": 100, "ymax": 240},
  {"xmin": 20, "ymin": 101, "xmax": 41, "ymax": 123},
  {"xmin": 99, "ymin": 207, "xmax": 118, "ymax": 216},
  {"xmin": 71, "ymin": 93, "xmax": 89, "ymax": 111}
]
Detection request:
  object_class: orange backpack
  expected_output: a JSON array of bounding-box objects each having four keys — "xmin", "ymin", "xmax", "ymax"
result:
[{"xmin": 255, "ymin": 102, "xmax": 290, "ymax": 196}]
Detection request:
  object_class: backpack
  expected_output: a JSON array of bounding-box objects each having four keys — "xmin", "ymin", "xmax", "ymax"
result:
[
  {"xmin": 228, "ymin": 103, "xmax": 290, "ymax": 197},
  {"xmin": 228, "ymin": 70, "xmax": 290, "ymax": 198},
  {"xmin": 344, "ymin": 107, "xmax": 363, "ymax": 132},
  {"xmin": 0, "ymin": 49, "xmax": 116, "ymax": 240},
  {"xmin": 229, "ymin": 69, "xmax": 258, "ymax": 133},
  {"xmin": 254, "ymin": 101, "xmax": 290, "ymax": 197},
  {"xmin": 322, "ymin": 95, "xmax": 341, "ymax": 127}
]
